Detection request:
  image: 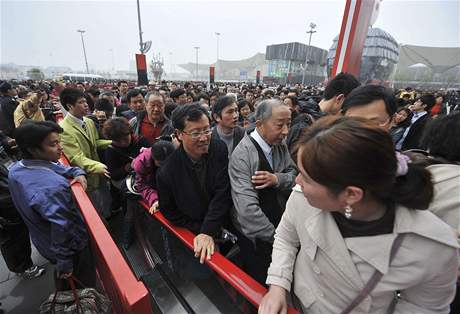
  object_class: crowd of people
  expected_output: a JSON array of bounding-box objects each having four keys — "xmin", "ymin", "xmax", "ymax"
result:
[{"xmin": 1, "ymin": 74, "xmax": 460, "ymax": 313}]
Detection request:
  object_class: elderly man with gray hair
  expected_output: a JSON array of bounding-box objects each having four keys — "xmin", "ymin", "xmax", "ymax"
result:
[{"xmin": 229, "ymin": 98, "xmax": 297, "ymax": 285}]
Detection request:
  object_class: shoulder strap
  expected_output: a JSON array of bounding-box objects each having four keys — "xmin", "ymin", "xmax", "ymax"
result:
[{"xmin": 341, "ymin": 233, "xmax": 406, "ymax": 314}]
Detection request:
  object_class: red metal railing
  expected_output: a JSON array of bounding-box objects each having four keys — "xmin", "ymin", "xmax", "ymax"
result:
[
  {"xmin": 60, "ymin": 156, "xmax": 152, "ymax": 314},
  {"xmin": 139, "ymin": 200, "xmax": 299, "ymax": 314}
]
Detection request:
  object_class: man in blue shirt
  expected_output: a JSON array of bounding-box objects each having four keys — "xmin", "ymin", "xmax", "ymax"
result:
[{"xmin": 8, "ymin": 121, "xmax": 94, "ymax": 288}]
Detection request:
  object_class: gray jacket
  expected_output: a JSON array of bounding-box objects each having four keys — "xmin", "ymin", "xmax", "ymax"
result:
[{"xmin": 229, "ymin": 133, "xmax": 297, "ymax": 242}]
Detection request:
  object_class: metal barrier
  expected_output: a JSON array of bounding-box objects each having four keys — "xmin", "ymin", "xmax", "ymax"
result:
[
  {"xmin": 138, "ymin": 201, "xmax": 299, "ymax": 314},
  {"xmin": 55, "ymin": 113, "xmax": 297, "ymax": 313},
  {"xmin": 60, "ymin": 156, "xmax": 152, "ymax": 314}
]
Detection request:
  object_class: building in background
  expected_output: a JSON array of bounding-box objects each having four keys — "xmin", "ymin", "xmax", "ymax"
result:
[
  {"xmin": 264, "ymin": 42, "xmax": 328, "ymax": 85},
  {"xmin": 327, "ymin": 27, "xmax": 399, "ymax": 85},
  {"xmin": 178, "ymin": 53, "xmax": 267, "ymax": 82}
]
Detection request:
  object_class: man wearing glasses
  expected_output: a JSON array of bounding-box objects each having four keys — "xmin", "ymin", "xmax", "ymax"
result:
[
  {"xmin": 342, "ymin": 85, "xmax": 397, "ymax": 132},
  {"xmin": 156, "ymin": 103, "xmax": 233, "ymax": 264}
]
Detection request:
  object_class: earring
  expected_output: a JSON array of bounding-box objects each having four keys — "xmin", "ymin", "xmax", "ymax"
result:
[{"xmin": 344, "ymin": 205, "xmax": 353, "ymax": 219}]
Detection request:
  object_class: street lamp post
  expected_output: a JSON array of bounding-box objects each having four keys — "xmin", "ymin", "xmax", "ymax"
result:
[
  {"xmin": 194, "ymin": 46, "xmax": 200, "ymax": 80},
  {"xmin": 136, "ymin": 0, "xmax": 144, "ymax": 53},
  {"xmin": 77, "ymin": 29, "xmax": 89, "ymax": 74},
  {"xmin": 215, "ymin": 32, "xmax": 221, "ymax": 81},
  {"xmin": 109, "ymin": 49, "xmax": 115, "ymax": 71},
  {"xmin": 301, "ymin": 23, "xmax": 317, "ymax": 86},
  {"xmin": 136, "ymin": 0, "xmax": 151, "ymax": 54},
  {"xmin": 169, "ymin": 52, "xmax": 173, "ymax": 79}
]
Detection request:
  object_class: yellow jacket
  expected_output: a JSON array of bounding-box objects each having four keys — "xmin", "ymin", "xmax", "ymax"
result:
[
  {"xmin": 13, "ymin": 102, "xmax": 45, "ymax": 127},
  {"xmin": 59, "ymin": 115, "xmax": 111, "ymax": 192}
]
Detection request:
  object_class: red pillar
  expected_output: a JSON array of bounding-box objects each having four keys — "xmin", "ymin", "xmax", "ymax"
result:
[{"xmin": 331, "ymin": 0, "xmax": 377, "ymax": 78}]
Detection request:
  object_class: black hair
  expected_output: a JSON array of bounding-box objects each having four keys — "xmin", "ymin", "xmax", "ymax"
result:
[
  {"xmin": 151, "ymin": 140, "xmax": 175, "ymax": 164},
  {"xmin": 420, "ymin": 112, "xmax": 460, "ymax": 162},
  {"xmin": 341, "ymin": 85, "xmax": 397, "ymax": 117},
  {"xmin": 170, "ymin": 88, "xmax": 186, "ymax": 100},
  {"xmin": 87, "ymin": 88, "xmax": 100, "ymax": 97},
  {"xmin": 117, "ymin": 80, "xmax": 128, "ymax": 87},
  {"xmin": 126, "ymin": 88, "xmax": 143, "ymax": 104},
  {"xmin": 95, "ymin": 98, "xmax": 114, "ymax": 113},
  {"xmin": 60, "ymin": 87, "xmax": 85, "ymax": 110},
  {"xmin": 186, "ymin": 91, "xmax": 196, "ymax": 101},
  {"xmin": 0, "ymin": 81, "xmax": 13, "ymax": 94},
  {"xmin": 237, "ymin": 99, "xmax": 250, "ymax": 111},
  {"xmin": 419, "ymin": 94, "xmax": 436, "ymax": 112},
  {"xmin": 395, "ymin": 107, "xmax": 412, "ymax": 128},
  {"xmin": 14, "ymin": 121, "xmax": 63, "ymax": 158},
  {"xmin": 213, "ymin": 96, "xmax": 236, "ymax": 119},
  {"xmin": 171, "ymin": 103, "xmax": 210, "ymax": 131},
  {"xmin": 285, "ymin": 96, "xmax": 299, "ymax": 108},
  {"xmin": 164, "ymin": 103, "xmax": 177, "ymax": 119},
  {"xmin": 100, "ymin": 91, "xmax": 115, "ymax": 98},
  {"xmin": 198, "ymin": 93, "xmax": 210, "ymax": 101},
  {"xmin": 18, "ymin": 89, "xmax": 31, "ymax": 99},
  {"xmin": 85, "ymin": 94, "xmax": 95, "ymax": 112},
  {"xmin": 323, "ymin": 72, "xmax": 360, "ymax": 100},
  {"xmin": 102, "ymin": 117, "xmax": 131, "ymax": 141}
]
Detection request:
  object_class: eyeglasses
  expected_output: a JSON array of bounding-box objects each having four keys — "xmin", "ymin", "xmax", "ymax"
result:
[{"xmin": 182, "ymin": 129, "xmax": 212, "ymax": 139}]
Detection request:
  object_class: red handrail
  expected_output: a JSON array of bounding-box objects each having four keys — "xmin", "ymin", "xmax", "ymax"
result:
[
  {"xmin": 60, "ymin": 156, "xmax": 152, "ymax": 313},
  {"xmin": 139, "ymin": 200, "xmax": 299, "ymax": 313}
]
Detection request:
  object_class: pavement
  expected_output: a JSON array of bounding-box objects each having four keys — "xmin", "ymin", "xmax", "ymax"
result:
[{"xmin": 0, "ymin": 246, "xmax": 55, "ymax": 313}]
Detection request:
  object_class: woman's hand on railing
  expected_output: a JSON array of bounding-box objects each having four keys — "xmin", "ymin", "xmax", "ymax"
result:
[
  {"xmin": 258, "ymin": 285, "xmax": 288, "ymax": 314},
  {"xmin": 149, "ymin": 201, "xmax": 159, "ymax": 214},
  {"xmin": 193, "ymin": 233, "xmax": 215, "ymax": 264}
]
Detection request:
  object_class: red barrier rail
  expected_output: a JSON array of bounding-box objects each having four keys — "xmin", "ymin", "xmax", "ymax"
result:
[
  {"xmin": 60, "ymin": 156, "xmax": 152, "ymax": 314},
  {"xmin": 139, "ymin": 200, "xmax": 299, "ymax": 314}
]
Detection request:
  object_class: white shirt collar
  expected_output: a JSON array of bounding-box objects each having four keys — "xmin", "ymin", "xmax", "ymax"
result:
[
  {"xmin": 251, "ymin": 128, "xmax": 272, "ymax": 156},
  {"xmin": 67, "ymin": 112, "xmax": 85, "ymax": 128},
  {"xmin": 411, "ymin": 111, "xmax": 427, "ymax": 123}
]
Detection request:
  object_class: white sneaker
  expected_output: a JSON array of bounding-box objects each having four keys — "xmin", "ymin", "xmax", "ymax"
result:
[{"xmin": 17, "ymin": 265, "xmax": 45, "ymax": 279}]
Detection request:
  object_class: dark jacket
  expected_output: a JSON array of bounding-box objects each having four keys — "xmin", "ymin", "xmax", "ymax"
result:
[
  {"xmin": 390, "ymin": 125, "xmax": 408, "ymax": 145},
  {"xmin": 157, "ymin": 139, "xmax": 232, "ymax": 237},
  {"xmin": 286, "ymin": 112, "xmax": 313, "ymax": 153},
  {"xmin": 104, "ymin": 141, "xmax": 139, "ymax": 181},
  {"xmin": 0, "ymin": 96, "xmax": 18, "ymax": 137},
  {"xmin": 130, "ymin": 111, "xmax": 175, "ymax": 147},
  {"xmin": 401, "ymin": 113, "xmax": 431, "ymax": 151},
  {"xmin": 211, "ymin": 125, "xmax": 245, "ymax": 154}
]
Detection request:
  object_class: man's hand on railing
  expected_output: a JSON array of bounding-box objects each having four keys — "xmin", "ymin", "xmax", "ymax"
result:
[
  {"xmin": 70, "ymin": 175, "xmax": 87, "ymax": 191},
  {"xmin": 258, "ymin": 285, "xmax": 288, "ymax": 314},
  {"xmin": 193, "ymin": 233, "xmax": 215, "ymax": 264}
]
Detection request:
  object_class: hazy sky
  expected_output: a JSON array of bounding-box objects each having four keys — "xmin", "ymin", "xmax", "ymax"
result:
[{"xmin": 1, "ymin": 0, "xmax": 459, "ymax": 72}]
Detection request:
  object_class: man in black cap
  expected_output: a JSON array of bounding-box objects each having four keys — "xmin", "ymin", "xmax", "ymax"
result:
[{"xmin": 0, "ymin": 82, "xmax": 18, "ymax": 137}]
